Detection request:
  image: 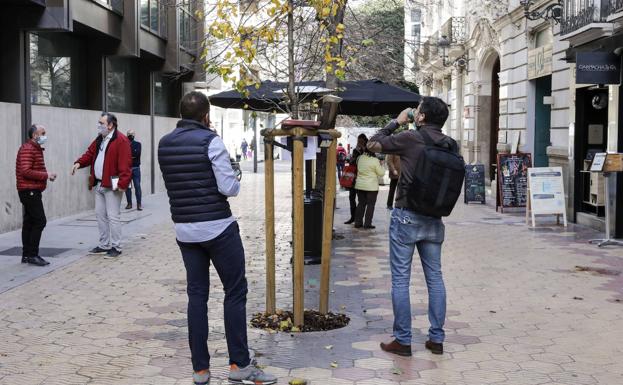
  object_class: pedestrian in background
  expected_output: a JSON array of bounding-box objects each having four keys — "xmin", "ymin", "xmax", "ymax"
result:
[
  {"xmin": 369, "ymin": 97, "xmax": 455, "ymax": 357},
  {"xmin": 15, "ymin": 124, "xmax": 57, "ymax": 266},
  {"xmin": 72, "ymin": 112, "xmax": 132, "ymax": 258},
  {"xmin": 344, "ymin": 134, "xmax": 367, "ymax": 224},
  {"xmin": 336, "ymin": 142, "xmax": 347, "ymax": 180},
  {"xmin": 353, "ymin": 148, "xmax": 385, "ymax": 229},
  {"xmin": 240, "ymin": 139, "xmax": 248, "ymax": 160},
  {"xmin": 158, "ymin": 92, "xmax": 276, "ymax": 385},
  {"xmin": 386, "ymin": 153, "xmax": 401, "ymax": 209},
  {"xmin": 125, "ymin": 129, "xmax": 143, "ymax": 211}
]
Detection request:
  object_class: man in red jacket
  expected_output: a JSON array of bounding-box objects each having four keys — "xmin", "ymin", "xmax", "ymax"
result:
[
  {"xmin": 72, "ymin": 113, "xmax": 132, "ymax": 257},
  {"xmin": 16, "ymin": 124, "xmax": 57, "ymax": 266}
]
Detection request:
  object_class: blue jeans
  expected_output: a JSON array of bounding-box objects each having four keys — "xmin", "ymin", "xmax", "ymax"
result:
[
  {"xmin": 176, "ymin": 222, "xmax": 250, "ymax": 371},
  {"xmin": 389, "ymin": 207, "xmax": 446, "ymax": 345},
  {"xmin": 125, "ymin": 167, "xmax": 142, "ymax": 206}
]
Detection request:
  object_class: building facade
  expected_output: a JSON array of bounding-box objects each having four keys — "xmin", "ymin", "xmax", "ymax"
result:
[
  {"xmin": 0, "ymin": 0, "xmax": 205, "ymax": 233},
  {"xmin": 407, "ymin": 0, "xmax": 623, "ymax": 237}
]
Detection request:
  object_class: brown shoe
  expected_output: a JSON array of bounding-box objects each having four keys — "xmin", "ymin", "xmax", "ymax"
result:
[
  {"xmin": 380, "ymin": 339, "xmax": 412, "ymax": 356},
  {"xmin": 425, "ymin": 340, "xmax": 443, "ymax": 355},
  {"xmin": 137, "ymin": 204, "xmax": 143, "ymax": 211},
  {"xmin": 125, "ymin": 203, "xmax": 132, "ymax": 210}
]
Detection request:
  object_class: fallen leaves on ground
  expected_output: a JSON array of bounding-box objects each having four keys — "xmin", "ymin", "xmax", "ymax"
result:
[{"xmin": 251, "ymin": 309, "xmax": 350, "ymax": 332}]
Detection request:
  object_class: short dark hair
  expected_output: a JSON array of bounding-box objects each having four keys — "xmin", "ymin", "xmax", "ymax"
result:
[
  {"xmin": 180, "ymin": 91, "xmax": 210, "ymax": 122},
  {"xmin": 357, "ymin": 133, "xmax": 368, "ymax": 141},
  {"xmin": 419, "ymin": 97, "xmax": 449, "ymax": 126},
  {"xmin": 101, "ymin": 112, "xmax": 118, "ymax": 129},
  {"xmin": 28, "ymin": 124, "xmax": 38, "ymax": 139}
]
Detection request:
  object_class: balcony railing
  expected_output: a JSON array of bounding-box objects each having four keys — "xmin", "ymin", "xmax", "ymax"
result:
[
  {"xmin": 440, "ymin": 17, "xmax": 466, "ymax": 44},
  {"xmin": 561, "ymin": 0, "xmax": 609, "ymax": 36},
  {"xmin": 606, "ymin": 0, "xmax": 623, "ymax": 15}
]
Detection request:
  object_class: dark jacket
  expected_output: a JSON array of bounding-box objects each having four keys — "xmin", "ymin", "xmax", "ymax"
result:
[
  {"xmin": 75, "ymin": 129, "xmax": 132, "ymax": 190},
  {"xmin": 158, "ymin": 119, "xmax": 233, "ymax": 224},
  {"xmin": 369, "ymin": 121, "xmax": 455, "ymax": 210},
  {"xmin": 16, "ymin": 140, "xmax": 48, "ymax": 192},
  {"xmin": 130, "ymin": 140, "xmax": 141, "ymax": 168}
]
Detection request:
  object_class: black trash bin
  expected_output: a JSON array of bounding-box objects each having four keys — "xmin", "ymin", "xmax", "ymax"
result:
[{"xmin": 303, "ymin": 190, "xmax": 323, "ymax": 265}]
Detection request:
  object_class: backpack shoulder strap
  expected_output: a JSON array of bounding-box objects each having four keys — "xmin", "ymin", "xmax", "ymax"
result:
[{"xmin": 418, "ymin": 129, "xmax": 435, "ymax": 146}]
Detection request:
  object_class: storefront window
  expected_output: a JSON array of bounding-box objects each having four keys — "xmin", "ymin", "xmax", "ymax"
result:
[
  {"xmin": 106, "ymin": 57, "xmax": 139, "ymax": 113},
  {"xmin": 140, "ymin": 0, "xmax": 167, "ymax": 38},
  {"xmin": 30, "ymin": 32, "xmax": 86, "ymax": 108},
  {"xmin": 154, "ymin": 73, "xmax": 178, "ymax": 117}
]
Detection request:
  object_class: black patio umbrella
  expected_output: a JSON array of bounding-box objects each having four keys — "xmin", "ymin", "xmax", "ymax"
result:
[{"xmin": 208, "ymin": 79, "xmax": 421, "ymax": 116}]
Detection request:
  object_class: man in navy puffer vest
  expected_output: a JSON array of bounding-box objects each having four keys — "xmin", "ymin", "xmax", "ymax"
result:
[{"xmin": 158, "ymin": 92, "xmax": 276, "ymax": 385}]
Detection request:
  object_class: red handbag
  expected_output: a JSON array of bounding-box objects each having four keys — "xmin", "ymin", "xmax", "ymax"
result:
[{"xmin": 339, "ymin": 164, "xmax": 357, "ymax": 188}]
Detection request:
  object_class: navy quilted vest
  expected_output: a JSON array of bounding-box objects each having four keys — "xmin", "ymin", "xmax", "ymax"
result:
[{"xmin": 158, "ymin": 120, "xmax": 232, "ymax": 223}]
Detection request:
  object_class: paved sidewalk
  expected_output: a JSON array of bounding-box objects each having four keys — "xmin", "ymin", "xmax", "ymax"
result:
[{"xmin": 1, "ymin": 162, "xmax": 622, "ymax": 385}]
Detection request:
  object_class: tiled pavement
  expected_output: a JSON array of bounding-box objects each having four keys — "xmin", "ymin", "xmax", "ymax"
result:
[{"xmin": 1, "ymin": 162, "xmax": 623, "ymax": 385}]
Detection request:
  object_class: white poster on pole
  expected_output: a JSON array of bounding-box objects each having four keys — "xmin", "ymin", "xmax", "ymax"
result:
[
  {"xmin": 527, "ymin": 167, "xmax": 567, "ymax": 226},
  {"xmin": 279, "ymin": 136, "xmax": 318, "ymax": 161}
]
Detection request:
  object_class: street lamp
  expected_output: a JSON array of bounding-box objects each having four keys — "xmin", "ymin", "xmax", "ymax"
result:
[
  {"xmin": 520, "ymin": 0, "xmax": 563, "ymax": 23},
  {"xmin": 437, "ymin": 35, "xmax": 468, "ymax": 71}
]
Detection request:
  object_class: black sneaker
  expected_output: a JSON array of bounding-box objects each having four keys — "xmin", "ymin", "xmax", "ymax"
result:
[
  {"xmin": 26, "ymin": 256, "xmax": 50, "ymax": 266},
  {"xmin": 107, "ymin": 248, "xmax": 122, "ymax": 257},
  {"xmin": 425, "ymin": 340, "xmax": 443, "ymax": 355},
  {"xmin": 89, "ymin": 246, "xmax": 110, "ymax": 254},
  {"xmin": 21, "ymin": 256, "xmax": 28, "ymax": 263}
]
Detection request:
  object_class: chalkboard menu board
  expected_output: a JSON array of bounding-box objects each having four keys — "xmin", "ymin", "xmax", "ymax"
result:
[
  {"xmin": 464, "ymin": 164, "xmax": 486, "ymax": 204},
  {"xmin": 497, "ymin": 153, "xmax": 532, "ymax": 211}
]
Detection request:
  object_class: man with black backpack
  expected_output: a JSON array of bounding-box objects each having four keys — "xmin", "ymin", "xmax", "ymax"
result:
[{"xmin": 368, "ymin": 97, "xmax": 464, "ymax": 357}]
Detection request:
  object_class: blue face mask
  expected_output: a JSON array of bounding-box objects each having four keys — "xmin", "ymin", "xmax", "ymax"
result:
[{"xmin": 36, "ymin": 136, "xmax": 47, "ymax": 145}]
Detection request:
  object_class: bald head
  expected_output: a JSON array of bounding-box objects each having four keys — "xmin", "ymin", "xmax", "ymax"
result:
[{"xmin": 28, "ymin": 124, "xmax": 46, "ymax": 139}]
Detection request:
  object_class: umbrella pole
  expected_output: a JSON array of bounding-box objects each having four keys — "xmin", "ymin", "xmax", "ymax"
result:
[
  {"xmin": 264, "ymin": 140, "xmax": 276, "ymax": 314},
  {"xmin": 319, "ymin": 138, "xmax": 337, "ymax": 314},
  {"xmin": 292, "ymin": 130, "xmax": 305, "ymax": 326}
]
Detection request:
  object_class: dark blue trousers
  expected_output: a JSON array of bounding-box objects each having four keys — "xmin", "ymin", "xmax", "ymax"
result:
[
  {"xmin": 125, "ymin": 167, "xmax": 142, "ymax": 206},
  {"xmin": 176, "ymin": 222, "xmax": 250, "ymax": 371}
]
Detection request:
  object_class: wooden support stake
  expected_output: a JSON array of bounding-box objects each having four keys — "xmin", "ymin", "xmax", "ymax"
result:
[
  {"xmin": 264, "ymin": 140, "xmax": 276, "ymax": 314},
  {"xmin": 319, "ymin": 138, "xmax": 338, "ymax": 314},
  {"xmin": 292, "ymin": 132, "xmax": 305, "ymax": 326}
]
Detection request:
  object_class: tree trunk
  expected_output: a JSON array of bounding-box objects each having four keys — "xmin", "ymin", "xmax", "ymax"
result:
[
  {"xmin": 315, "ymin": 2, "xmax": 347, "ymax": 194},
  {"xmin": 287, "ymin": 0, "xmax": 298, "ymax": 119}
]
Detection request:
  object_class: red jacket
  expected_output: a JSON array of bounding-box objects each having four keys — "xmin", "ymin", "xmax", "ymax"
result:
[
  {"xmin": 75, "ymin": 129, "xmax": 132, "ymax": 190},
  {"xmin": 16, "ymin": 140, "xmax": 48, "ymax": 192},
  {"xmin": 336, "ymin": 146, "xmax": 348, "ymax": 163}
]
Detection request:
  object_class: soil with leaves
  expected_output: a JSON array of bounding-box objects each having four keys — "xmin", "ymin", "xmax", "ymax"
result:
[{"xmin": 250, "ymin": 309, "xmax": 350, "ymax": 332}]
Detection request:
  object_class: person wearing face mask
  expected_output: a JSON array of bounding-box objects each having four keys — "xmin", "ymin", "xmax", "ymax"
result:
[
  {"xmin": 15, "ymin": 124, "xmax": 57, "ymax": 266},
  {"xmin": 158, "ymin": 92, "xmax": 276, "ymax": 385},
  {"xmin": 124, "ymin": 130, "xmax": 142, "ymax": 211},
  {"xmin": 71, "ymin": 113, "xmax": 132, "ymax": 258}
]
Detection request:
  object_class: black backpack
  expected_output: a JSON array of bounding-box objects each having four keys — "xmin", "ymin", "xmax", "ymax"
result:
[{"xmin": 407, "ymin": 130, "xmax": 465, "ymax": 218}]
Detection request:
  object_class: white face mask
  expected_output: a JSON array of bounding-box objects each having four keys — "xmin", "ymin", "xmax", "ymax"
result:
[
  {"xmin": 36, "ymin": 135, "xmax": 47, "ymax": 145},
  {"xmin": 97, "ymin": 123, "xmax": 109, "ymax": 136}
]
